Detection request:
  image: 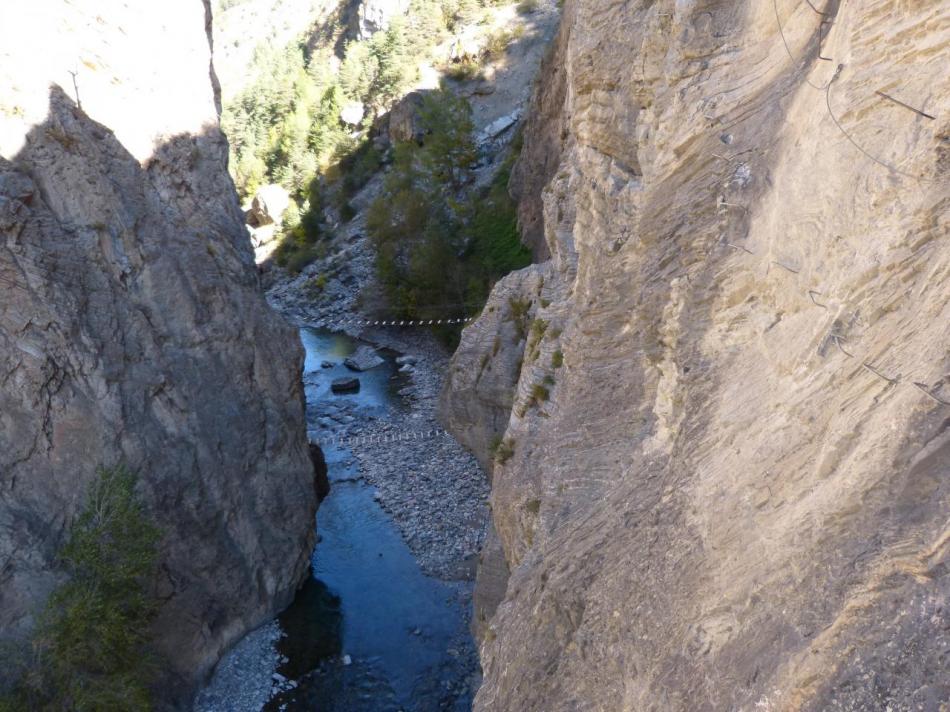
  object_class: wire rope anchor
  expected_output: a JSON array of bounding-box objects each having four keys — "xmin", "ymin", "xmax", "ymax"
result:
[
  {"xmin": 808, "ymin": 289, "xmax": 827, "ymax": 308},
  {"xmin": 770, "ymin": 260, "xmax": 800, "ymax": 274},
  {"xmin": 719, "ymin": 201, "xmax": 749, "ymax": 213},
  {"xmin": 726, "ymin": 242, "xmax": 754, "ymax": 255},
  {"xmin": 830, "ymin": 332, "xmax": 853, "ymax": 358},
  {"xmin": 875, "ymin": 91, "xmax": 936, "ymax": 121},
  {"xmin": 862, "ymin": 361, "xmax": 899, "ymax": 385},
  {"xmin": 818, "ymin": 19, "xmax": 833, "ymax": 62},
  {"xmin": 913, "ymin": 382, "xmax": 950, "ymax": 406}
]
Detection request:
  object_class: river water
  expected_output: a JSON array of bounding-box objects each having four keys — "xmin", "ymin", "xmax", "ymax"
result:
[{"xmin": 265, "ymin": 329, "xmax": 475, "ymax": 711}]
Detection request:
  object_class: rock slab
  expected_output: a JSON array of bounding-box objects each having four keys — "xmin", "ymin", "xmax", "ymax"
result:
[{"xmin": 344, "ymin": 345, "xmax": 385, "ymax": 372}]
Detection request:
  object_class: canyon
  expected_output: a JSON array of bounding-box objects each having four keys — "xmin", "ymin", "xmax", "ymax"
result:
[{"xmin": 0, "ymin": 0, "xmax": 947, "ymax": 710}]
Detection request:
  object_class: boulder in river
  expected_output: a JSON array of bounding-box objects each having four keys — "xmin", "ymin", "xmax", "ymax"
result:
[
  {"xmin": 344, "ymin": 345, "xmax": 385, "ymax": 372},
  {"xmin": 331, "ymin": 377, "xmax": 361, "ymax": 394}
]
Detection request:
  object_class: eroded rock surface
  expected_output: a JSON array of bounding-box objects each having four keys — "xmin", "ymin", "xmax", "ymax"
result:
[
  {"xmin": 0, "ymin": 1, "xmax": 315, "ymax": 705},
  {"xmin": 446, "ymin": 1, "xmax": 950, "ymax": 709},
  {"xmin": 439, "ymin": 264, "xmax": 548, "ymax": 470},
  {"xmin": 356, "ymin": 0, "xmax": 410, "ymax": 40}
]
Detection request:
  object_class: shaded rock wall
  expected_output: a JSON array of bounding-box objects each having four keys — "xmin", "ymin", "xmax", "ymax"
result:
[
  {"xmin": 0, "ymin": 1, "xmax": 315, "ymax": 704},
  {"xmin": 445, "ymin": 0, "xmax": 950, "ymax": 709},
  {"xmin": 508, "ymin": 19, "xmax": 570, "ymax": 263}
]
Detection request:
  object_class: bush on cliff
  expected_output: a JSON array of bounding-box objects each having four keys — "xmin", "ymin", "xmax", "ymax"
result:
[{"xmin": 1, "ymin": 466, "xmax": 161, "ymax": 711}]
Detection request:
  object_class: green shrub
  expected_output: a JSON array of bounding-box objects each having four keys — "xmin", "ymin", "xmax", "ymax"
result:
[
  {"xmin": 444, "ymin": 60, "xmax": 481, "ymax": 82},
  {"xmin": 516, "ymin": 0, "xmax": 539, "ymax": 13},
  {"xmin": 526, "ymin": 318, "xmax": 548, "ymax": 362},
  {"xmin": 305, "ymin": 274, "xmax": 329, "ymax": 296},
  {"xmin": 275, "ymin": 241, "xmax": 327, "ymax": 274},
  {"xmin": 466, "ymin": 161, "xmax": 531, "ymax": 280},
  {"xmin": 551, "ymin": 349, "xmax": 563, "ymax": 368},
  {"xmin": 530, "ymin": 383, "xmax": 550, "ymax": 403},
  {"xmin": 337, "ymin": 141, "xmax": 382, "ymax": 198},
  {"xmin": 368, "ymin": 88, "xmax": 479, "ymax": 332},
  {"xmin": 489, "ymin": 434, "xmax": 503, "ymax": 454},
  {"xmin": 484, "ymin": 25, "xmax": 526, "ymax": 60},
  {"xmin": 337, "ymin": 200, "xmax": 357, "ymax": 223},
  {"xmin": 506, "ymin": 298, "xmax": 531, "ymax": 340},
  {"xmin": 2, "ymin": 466, "xmax": 160, "ymax": 711},
  {"xmin": 529, "ymin": 318, "xmax": 548, "ymax": 341},
  {"xmin": 339, "ymin": 41, "xmax": 378, "ymax": 103},
  {"xmin": 493, "ymin": 438, "xmax": 515, "ymax": 464}
]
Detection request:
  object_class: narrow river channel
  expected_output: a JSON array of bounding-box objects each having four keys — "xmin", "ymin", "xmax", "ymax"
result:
[{"xmin": 264, "ymin": 329, "xmax": 476, "ymax": 711}]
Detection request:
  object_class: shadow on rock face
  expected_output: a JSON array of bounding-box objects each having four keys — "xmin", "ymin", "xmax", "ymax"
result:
[
  {"xmin": 0, "ymin": 85, "xmax": 315, "ymax": 709},
  {"xmin": 310, "ymin": 442, "xmax": 330, "ymax": 502}
]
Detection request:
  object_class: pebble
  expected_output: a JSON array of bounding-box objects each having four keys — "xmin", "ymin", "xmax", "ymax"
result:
[{"xmin": 192, "ymin": 621, "xmax": 283, "ymax": 712}]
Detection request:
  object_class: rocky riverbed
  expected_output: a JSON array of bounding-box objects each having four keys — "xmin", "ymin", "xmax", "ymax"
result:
[
  {"xmin": 304, "ymin": 322, "xmax": 490, "ymax": 580},
  {"xmin": 195, "ymin": 307, "xmax": 489, "ymax": 710}
]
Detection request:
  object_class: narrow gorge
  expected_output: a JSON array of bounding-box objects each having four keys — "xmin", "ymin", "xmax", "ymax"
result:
[{"xmin": 1, "ymin": 0, "xmax": 947, "ymax": 711}]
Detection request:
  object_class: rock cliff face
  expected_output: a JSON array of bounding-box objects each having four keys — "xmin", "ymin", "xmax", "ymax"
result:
[
  {"xmin": 356, "ymin": 0, "xmax": 410, "ymax": 40},
  {"xmin": 0, "ymin": 0, "xmax": 315, "ymax": 704},
  {"xmin": 445, "ymin": 0, "xmax": 949, "ymax": 709}
]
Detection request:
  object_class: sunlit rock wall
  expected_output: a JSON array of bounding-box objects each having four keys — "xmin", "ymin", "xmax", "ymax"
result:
[{"xmin": 446, "ymin": 0, "xmax": 950, "ymax": 709}]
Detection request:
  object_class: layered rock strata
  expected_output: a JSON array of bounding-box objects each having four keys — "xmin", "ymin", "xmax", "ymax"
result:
[{"xmin": 445, "ymin": 1, "xmax": 950, "ymax": 709}]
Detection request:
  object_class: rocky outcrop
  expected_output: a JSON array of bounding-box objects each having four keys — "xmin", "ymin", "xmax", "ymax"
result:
[
  {"xmin": 246, "ymin": 183, "xmax": 290, "ymax": 260},
  {"xmin": 388, "ymin": 90, "xmax": 429, "ymax": 144},
  {"xmin": 446, "ymin": 1, "xmax": 950, "ymax": 709},
  {"xmin": 356, "ymin": 0, "xmax": 410, "ymax": 40},
  {"xmin": 246, "ymin": 183, "xmax": 290, "ymax": 229},
  {"xmin": 439, "ymin": 264, "xmax": 547, "ymax": 470},
  {"xmin": 0, "ymin": 1, "xmax": 315, "ymax": 705}
]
